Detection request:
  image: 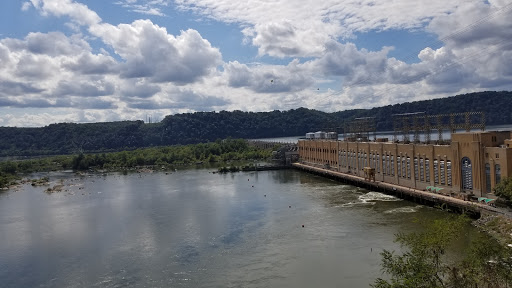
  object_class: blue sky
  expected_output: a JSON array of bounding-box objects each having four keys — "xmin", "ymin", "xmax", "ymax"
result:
[{"xmin": 0, "ymin": 0, "xmax": 511, "ymax": 126}]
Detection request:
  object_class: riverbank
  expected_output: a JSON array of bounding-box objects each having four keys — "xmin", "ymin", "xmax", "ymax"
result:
[{"xmin": 0, "ymin": 139, "xmax": 275, "ymax": 190}]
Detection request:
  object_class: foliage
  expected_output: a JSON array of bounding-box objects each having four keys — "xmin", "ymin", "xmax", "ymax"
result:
[
  {"xmin": 494, "ymin": 177, "xmax": 512, "ymax": 202},
  {"xmin": 0, "ymin": 139, "xmax": 272, "ymax": 188},
  {"xmin": 0, "ymin": 91, "xmax": 511, "ymax": 156},
  {"xmin": 0, "ymin": 161, "xmax": 19, "ymax": 188},
  {"xmin": 0, "ymin": 155, "xmax": 73, "ymax": 188},
  {"xmin": 66, "ymin": 139, "xmax": 273, "ymax": 170},
  {"xmin": 373, "ymin": 215, "xmax": 512, "ymax": 288}
]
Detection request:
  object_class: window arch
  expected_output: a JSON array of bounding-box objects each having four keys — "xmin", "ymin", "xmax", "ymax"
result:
[
  {"xmin": 485, "ymin": 163, "xmax": 491, "ymax": 193},
  {"xmin": 461, "ymin": 157, "xmax": 473, "ymax": 191},
  {"xmin": 495, "ymin": 164, "xmax": 501, "ymax": 186}
]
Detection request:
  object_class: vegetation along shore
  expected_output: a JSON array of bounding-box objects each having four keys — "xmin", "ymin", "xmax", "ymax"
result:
[{"xmin": 0, "ymin": 138, "xmax": 274, "ymax": 190}]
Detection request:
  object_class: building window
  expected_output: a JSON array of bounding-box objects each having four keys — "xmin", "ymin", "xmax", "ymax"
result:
[
  {"xmin": 461, "ymin": 157, "xmax": 473, "ymax": 190},
  {"xmin": 495, "ymin": 164, "xmax": 501, "ymax": 186},
  {"xmin": 420, "ymin": 158, "xmax": 424, "ymax": 181},
  {"xmin": 391, "ymin": 155, "xmax": 395, "ymax": 176},
  {"xmin": 496, "ymin": 153, "xmax": 500, "ymax": 159},
  {"xmin": 425, "ymin": 159, "xmax": 430, "ymax": 182},
  {"xmin": 485, "ymin": 163, "xmax": 491, "ymax": 193},
  {"xmin": 397, "ymin": 156, "xmax": 401, "ymax": 178},
  {"xmin": 382, "ymin": 155, "xmax": 385, "ymax": 175},
  {"xmin": 414, "ymin": 158, "xmax": 419, "ymax": 180},
  {"xmin": 376, "ymin": 154, "xmax": 380, "ymax": 173},
  {"xmin": 440, "ymin": 160, "xmax": 445, "ymax": 185},
  {"xmin": 364, "ymin": 152, "xmax": 368, "ymax": 168},
  {"xmin": 386, "ymin": 155, "xmax": 390, "ymax": 175},
  {"xmin": 434, "ymin": 159, "xmax": 439, "ymax": 184},
  {"xmin": 447, "ymin": 161, "xmax": 452, "ymax": 186},
  {"xmin": 406, "ymin": 157, "xmax": 411, "ymax": 179},
  {"xmin": 402, "ymin": 157, "xmax": 406, "ymax": 178}
]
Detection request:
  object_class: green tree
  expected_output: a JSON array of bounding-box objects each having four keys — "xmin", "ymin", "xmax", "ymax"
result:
[
  {"xmin": 373, "ymin": 215, "xmax": 512, "ymax": 288},
  {"xmin": 495, "ymin": 177, "xmax": 512, "ymax": 202}
]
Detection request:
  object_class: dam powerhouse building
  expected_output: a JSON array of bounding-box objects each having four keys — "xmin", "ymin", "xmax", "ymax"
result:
[{"xmin": 298, "ymin": 130, "xmax": 512, "ymax": 198}]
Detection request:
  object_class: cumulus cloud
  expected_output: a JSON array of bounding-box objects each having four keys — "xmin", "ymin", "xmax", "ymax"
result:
[
  {"xmin": 306, "ymin": 41, "xmax": 394, "ymax": 88},
  {"xmin": 23, "ymin": 32, "xmax": 89, "ymax": 56},
  {"xmin": 124, "ymin": 85, "xmax": 229, "ymax": 111},
  {"xmin": 53, "ymin": 79, "xmax": 115, "ymax": 97},
  {"xmin": 62, "ymin": 53, "xmax": 120, "ymax": 75},
  {"xmin": 29, "ymin": 0, "xmax": 101, "ymax": 26},
  {"xmin": 0, "ymin": 0, "xmax": 226, "ymax": 124},
  {"xmin": 0, "ymin": 81, "xmax": 45, "ymax": 96},
  {"xmin": 120, "ymin": 80, "xmax": 162, "ymax": 99},
  {"xmin": 29, "ymin": 0, "xmax": 223, "ymax": 85},
  {"xmin": 224, "ymin": 59, "xmax": 314, "ymax": 93},
  {"xmin": 0, "ymin": 30, "xmax": 116, "ymax": 103},
  {"xmin": 176, "ymin": 0, "xmax": 460, "ymax": 58},
  {"xmin": 427, "ymin": 1, "xmax": 512, "ymax": 48},
  {"xmin": 1, "ymin": 0, "xmax": 512, "ymax": 127},
  {"xmin": 89, "ymin": 21, "xmax": 222, "ymax": 84},
  {"xmin": 246, "ymin": 20, "xmax": 329, "ymax": 58}
]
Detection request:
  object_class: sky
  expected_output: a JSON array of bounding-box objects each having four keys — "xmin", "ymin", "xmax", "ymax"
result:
[{"xmin": 0, "ymin": 0, "xmax": 511, "ymax": 127}]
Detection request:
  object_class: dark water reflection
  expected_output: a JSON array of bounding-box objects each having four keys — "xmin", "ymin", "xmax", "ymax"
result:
[{"xmin": 0, "ymin": 169, "xmax": 479, "ymax": 287}]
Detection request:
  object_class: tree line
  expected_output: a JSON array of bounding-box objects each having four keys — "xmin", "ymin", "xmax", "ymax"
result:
[
  {"xmin": 1, "ymin": 91, "xmax": 511, "ymax": 156},
  {"xmin": 0, "ymin": 139, "xmax": 273, "ymax": 189}
]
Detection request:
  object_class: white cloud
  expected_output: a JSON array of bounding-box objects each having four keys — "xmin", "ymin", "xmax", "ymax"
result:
[
  {"xmin": 89, "ymin": 21, "xmax": 222, "ymax": 84},
  {"xmin": 30, "ymin": 0, "xmax": 101, "ymax": 26},
  {"xmin": 224, "ymin": 59, "xmax": 314, "ymax": 93},
  {"xmin": 2, "ymin": 0, "xmax": 512, "ymax": 127},
  {"xmin": 176, "ymin": 0, "xmax": 460, "ymax": 58},
  {"xmin": 62, "ymin": 52, "xmax": 120, "ymax": 75},
  {"xmin": 21, "ymin": 2, "xmax": 32, "ymax": 11},
  {"xmin": 246, "ymin": 20, "xmax": 329, "ymax": 58},
  {"xmin": 115, "ymin": 0, "xmax": 171, "ymax": 16},
  {"xmin": 427, "ymin": 1, "xmax": 512, "ymax": 48}
]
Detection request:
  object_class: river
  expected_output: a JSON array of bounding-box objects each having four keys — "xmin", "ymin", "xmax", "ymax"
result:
[{"xmin": 0, "ymin": 168, "xmax": 480, "ymax": 287}]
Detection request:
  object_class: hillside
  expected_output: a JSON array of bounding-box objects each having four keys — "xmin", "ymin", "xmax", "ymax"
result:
[{"xmin": 1, "ymin": 91, "xmax": 511, "ymax": 156}]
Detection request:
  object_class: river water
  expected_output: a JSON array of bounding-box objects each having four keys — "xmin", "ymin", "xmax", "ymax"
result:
[{"xmin": 0, "ymin": 168, "xmax": 479, "ymax": 287}]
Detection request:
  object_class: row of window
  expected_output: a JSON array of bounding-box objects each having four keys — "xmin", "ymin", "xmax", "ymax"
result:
[
  {"xmin": 338, "ymin": 151, "xmax": 453, "ymax": 186},
  {"xmin": 485, "ymin": 163, "xmax": 502, "ymax": 193},
  {"xmin": 302, "ymin": 145, "xmax": 502, "ymax": 192},
  {"xmin": 300, "ymin": 147, "xmax": 338, "ymax": 163}
]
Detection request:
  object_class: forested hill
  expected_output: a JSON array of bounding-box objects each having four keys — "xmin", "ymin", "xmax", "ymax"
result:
[{"xmin": 1, "ymin": 91, "xmax": 511, "ymax": 156}]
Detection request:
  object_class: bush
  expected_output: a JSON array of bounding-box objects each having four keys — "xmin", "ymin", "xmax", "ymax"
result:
[{"xmin": 495, "ymin": 177, "xmax": 512, "ymax": 203}]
